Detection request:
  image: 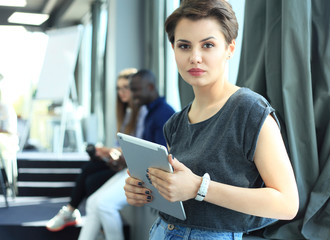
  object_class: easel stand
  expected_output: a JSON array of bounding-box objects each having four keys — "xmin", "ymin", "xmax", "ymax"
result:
[
  {"xmin": 21, "ymin": 80, "xmax": 84, "ymax": 153},
  {"xmin": 20, "ymin": 25, "xmax": 84, "ymax": 154},
  {"xmin": 53, "ymin": 79, "xmax": 84, "ymax": 153}
]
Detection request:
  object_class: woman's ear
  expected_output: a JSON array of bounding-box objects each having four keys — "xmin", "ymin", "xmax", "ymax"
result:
[{"xmin": 227, "ymin": 39, "xmax": 236, "ymax": 57}]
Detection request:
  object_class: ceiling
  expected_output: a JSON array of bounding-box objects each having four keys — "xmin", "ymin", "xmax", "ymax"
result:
[{"xmin": 0, "ymin": 0, "xmax": 95, "ymax": 30}]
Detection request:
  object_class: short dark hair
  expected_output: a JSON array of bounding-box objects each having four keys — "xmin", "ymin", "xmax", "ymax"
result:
[
  {"xmin": 165, "ymin": 0, "xmax": 238, "ymax": 46},
  {"xmin": 132, "ymin": 69, "xmax": 156, "ymax": 86}
]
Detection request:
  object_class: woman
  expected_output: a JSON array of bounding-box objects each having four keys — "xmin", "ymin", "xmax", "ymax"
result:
[
  {"xmin": 123, "ymin": 1, "xmax": 299, "ymax": 239},
  {"xmin": 47, "ymin": 68, "xmax": 147, "ymax": 232}
]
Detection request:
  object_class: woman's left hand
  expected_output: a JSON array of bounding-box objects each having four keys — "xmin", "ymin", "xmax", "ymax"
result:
[{"xmin": 147, "ymin": 154, "xmax": 201, "ymax": 202}]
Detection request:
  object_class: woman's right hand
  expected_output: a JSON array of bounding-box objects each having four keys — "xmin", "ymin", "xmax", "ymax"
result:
[{"xmin": 124, "ymin": 169, "xmax": 152, "ymax": 207}]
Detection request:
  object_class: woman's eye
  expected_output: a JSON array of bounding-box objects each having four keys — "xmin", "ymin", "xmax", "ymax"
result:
[
  {"xmin": 116, "ymin": 85, "xmax": 130, "ymax": 92},
  {"xmin": 178, "ymin": 44, "xmax": 190, "ymax": 50},
  {"xmin": 203, "ymin": 43, "xmax": 214, "ymax": 48}
]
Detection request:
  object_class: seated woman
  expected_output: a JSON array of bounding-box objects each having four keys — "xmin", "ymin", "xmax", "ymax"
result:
[{"xmin": 46, "ymin": 68, "xmax": 147, "ymax": 231}]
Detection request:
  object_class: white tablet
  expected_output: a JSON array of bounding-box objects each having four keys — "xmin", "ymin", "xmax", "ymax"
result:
[{"xmin": 117, "ymin": 133, "xmax": 186, "ymax": 220}]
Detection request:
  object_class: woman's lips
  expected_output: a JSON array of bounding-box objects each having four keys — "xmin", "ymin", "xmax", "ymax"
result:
[{"xmin": 188, "ymin": 68, "xmax": 205, "ymax": 76}]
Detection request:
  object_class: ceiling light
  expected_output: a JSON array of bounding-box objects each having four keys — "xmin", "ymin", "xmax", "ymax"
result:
[
  {"xmin": 8, "ymin": 12, "xmax": 49, "ymax": 26},
  {"xmin": 0, "ymin": 0, "xmax": 26, "ymax": 7}
]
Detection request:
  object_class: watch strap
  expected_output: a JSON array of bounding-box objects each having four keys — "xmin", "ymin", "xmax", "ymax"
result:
[{"xmin": 195, "ymin": 173, "xmax": 210, "ymax": 201}]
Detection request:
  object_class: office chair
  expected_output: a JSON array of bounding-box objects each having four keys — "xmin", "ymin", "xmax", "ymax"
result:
[
  {"xmin": 0, "ymin": 135, "xmax": 19, "ymax": 207},
  {"xmin": 0, "ymin": 151, "xmax": 9, "ymax": 207}
]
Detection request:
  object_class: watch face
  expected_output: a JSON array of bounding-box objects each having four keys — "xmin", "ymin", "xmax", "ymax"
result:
[{"xmin": 110, "ymin": 149, "xmax": 121, "ymax": 161}]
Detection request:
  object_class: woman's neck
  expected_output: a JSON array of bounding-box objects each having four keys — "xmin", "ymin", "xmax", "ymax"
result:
[
  {"xmin": 189, "ymin": 81, "xmax": 239, "ymax": 124},
  {"xmin": 193, "ymin": 80, "xmax": 233, "ymax": 107}
]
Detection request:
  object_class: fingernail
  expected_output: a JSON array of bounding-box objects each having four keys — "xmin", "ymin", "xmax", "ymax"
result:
[
  {"xmin": 147, "ymin": 196, "xmax": 151, "ymax": 200},
  {"xmin": 145, "ymin": 190, "xmax": 150, "ymax": 194},
  {"xmin": 138, "ymin": 182, "xmax": 143, "ymax": 186},
  {"xmin": 146, "ymin": 169, "xmax": 149, "ymax": 172},
  {"xmin": 146, "ymin": 174, "xmax": 150, "ymax": 180}
]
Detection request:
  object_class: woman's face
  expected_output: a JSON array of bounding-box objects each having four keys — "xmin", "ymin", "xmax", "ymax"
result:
[
  {"xmin": 117, "ymin": 77, "xmax": 131, "ymax": 103},
  {"xmin": 173, "ymin": 17, "xmax": 235, "ymax": 89}
]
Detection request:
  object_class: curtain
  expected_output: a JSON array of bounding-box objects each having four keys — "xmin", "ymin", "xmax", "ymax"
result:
[
  {"xmin": 236, "ymin": 0, "xmax": 330, "ymax": 239},
  {"xmin": 143, "ymin": 0, "xmax": 166, "ymax": 95},
  {"xmin": 90, "ymin": 1, "xmax": 108, "ymax": 144},
  {"xmin": 143, "ymin": 0, "xmax": 183, "ymax": 111}
]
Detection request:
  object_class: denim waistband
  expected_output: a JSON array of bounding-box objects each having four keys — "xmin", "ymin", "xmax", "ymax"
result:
[{"xmin": 150, "ymin": 217, "xmax": 243, "ymax": 240}]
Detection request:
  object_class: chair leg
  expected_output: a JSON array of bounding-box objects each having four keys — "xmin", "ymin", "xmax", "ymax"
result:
[
  {"xmin": 0, "ymin": 168, "xmax": 8, "ymax": 207},
  {"xmin": 11, "ymin": 159, "xmax": 17, "ymax": 198}
]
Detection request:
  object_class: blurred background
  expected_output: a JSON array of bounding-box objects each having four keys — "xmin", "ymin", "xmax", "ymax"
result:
[
  {"xmin": 0, "ymin": 0, "xmax": 245, "ymax": 153},
  {"xmin": 0, "ymin": 1, "xmax": 329, "ymax": 240}
]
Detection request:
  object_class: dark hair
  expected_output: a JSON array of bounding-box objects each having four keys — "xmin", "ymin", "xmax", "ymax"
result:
[
  {"xmin": 131, "ymin": 69, "xmax": 156, "ymax": 86},
  {"xmin": 165, "ymin": 0, "xmax": 238, "ymax": 46}
]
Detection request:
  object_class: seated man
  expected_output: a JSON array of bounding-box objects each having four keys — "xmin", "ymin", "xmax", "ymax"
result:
[{"xmin": 78, "ymin": 69, "xmax": 175, "ymax": 240}]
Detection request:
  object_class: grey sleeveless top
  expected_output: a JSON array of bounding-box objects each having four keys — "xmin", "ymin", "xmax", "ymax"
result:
[{"xmin": 161, "ymin": 87, "xmax": 278, "ymax": 233}]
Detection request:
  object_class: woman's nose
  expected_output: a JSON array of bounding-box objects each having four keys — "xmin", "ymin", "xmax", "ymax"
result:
[{"xmin": 189, "ymin": 51, "xmax": 202, "ymax": 64}]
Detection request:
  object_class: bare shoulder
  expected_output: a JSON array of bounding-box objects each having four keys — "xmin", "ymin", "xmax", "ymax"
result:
[
  {"xmin": 254, "ymin": 114, "xmax": 294, "ymax": 186},
  {"xmin": 254, "ymin": 114, "xmax": 285, "ymax": 160}
]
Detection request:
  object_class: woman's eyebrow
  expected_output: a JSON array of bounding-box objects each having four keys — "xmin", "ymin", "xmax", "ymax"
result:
[
  {"xmin": 176, "ymin": 36, "xmax": 216, "ymax": 43},
  {"xmin": 176, "ymin": 39, "xmax": 190, "ymax": 43},
  {"xmin": 200, "ymin": 36, "xmax": 216, "ymax": 42}
]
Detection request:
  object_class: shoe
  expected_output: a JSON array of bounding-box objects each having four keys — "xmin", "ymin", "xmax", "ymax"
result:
[{"xmin": 46, "ymin": 206, "xmax": 81, "ymax": 232}]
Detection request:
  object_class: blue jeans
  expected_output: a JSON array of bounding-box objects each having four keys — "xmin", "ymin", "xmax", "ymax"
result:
[{"xmin": 149, "ymin": 217, "xmax": 243, "ymax": 240}]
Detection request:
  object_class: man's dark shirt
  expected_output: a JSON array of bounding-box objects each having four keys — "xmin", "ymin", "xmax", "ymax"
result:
[{"xmin": 143, "ymin": 97, "xmax": 175, "ymax": 146}]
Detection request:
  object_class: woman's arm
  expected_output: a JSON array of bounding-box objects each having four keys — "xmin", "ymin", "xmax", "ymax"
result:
[{"xmin": 204, "ymin": 115, "xmax": 299, "ymax": 220}]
